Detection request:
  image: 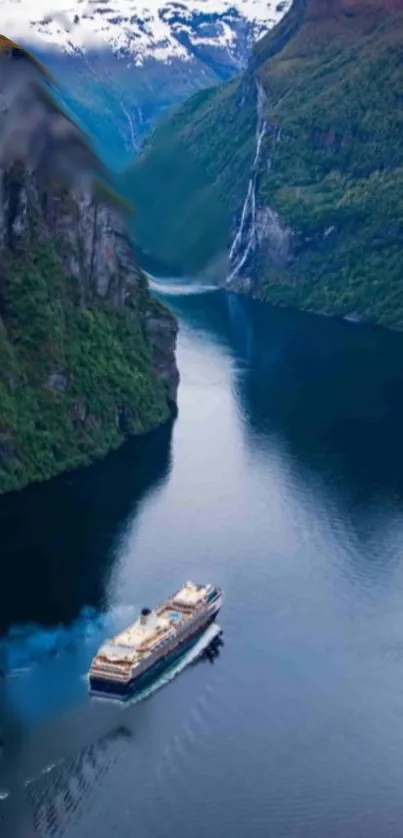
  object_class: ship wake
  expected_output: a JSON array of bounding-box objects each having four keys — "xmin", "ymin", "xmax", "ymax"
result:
[{"xmin": 91, "ymin": 622, "xmax": 223, "ymax": 706}]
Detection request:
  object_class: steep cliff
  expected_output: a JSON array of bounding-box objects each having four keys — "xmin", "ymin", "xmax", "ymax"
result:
[
  {"xmin": 126, "ymin": 0, "xmax": 403, "ymax": 329},
  {"xmin": 0, "ymin": 39, "xmax": 178, "ymax": 494}
]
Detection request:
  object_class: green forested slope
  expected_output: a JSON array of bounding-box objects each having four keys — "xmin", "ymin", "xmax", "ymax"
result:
[
  {"xmin": 0, "ymin": 41, "xmax": 178, "ymax": 495},
  {"xmin": 125, "ymin": 82, "xmax": 255, "ymax": 275},
  {"xmin": 0, "ymin": 218, "xmax": 174, "ymax": 494},
  {"xmin": 126, "ymin": 0, "xmax": 403, "ymax": 328}
]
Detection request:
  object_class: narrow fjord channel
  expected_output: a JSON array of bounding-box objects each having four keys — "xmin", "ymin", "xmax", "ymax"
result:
[{"xmin": 3, "ymin": 282, "xmax": 403, "ymax": 837}]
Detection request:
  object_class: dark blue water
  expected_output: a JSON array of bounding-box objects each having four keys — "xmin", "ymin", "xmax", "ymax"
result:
[{"xmin": 3, "ymin": 283, "xmax": 403, "ymax": 837}]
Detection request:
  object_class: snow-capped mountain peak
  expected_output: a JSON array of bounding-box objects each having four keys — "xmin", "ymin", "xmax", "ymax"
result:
[
  {"xmin": 0, "ymin": 0, "xmax": 290, "ymax": 164},
  {"xmin": 0, "ymin": 0, "xmax": 288, "ymax": 65}
]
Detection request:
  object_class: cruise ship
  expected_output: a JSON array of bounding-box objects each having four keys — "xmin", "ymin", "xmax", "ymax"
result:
[{"xmin": 89, "ymin": 581, "xmax": 223, "ymax": 698}]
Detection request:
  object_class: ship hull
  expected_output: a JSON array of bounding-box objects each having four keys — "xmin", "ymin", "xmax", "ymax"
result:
[{"xmin": 89, "ymin": 607, "xmax": 220, "ymax": 700}]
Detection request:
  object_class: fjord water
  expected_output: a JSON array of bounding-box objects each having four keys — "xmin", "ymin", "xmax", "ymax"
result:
[{"xmin": 3, "ymin": 284, "xmax": 403, "ymax": 837}]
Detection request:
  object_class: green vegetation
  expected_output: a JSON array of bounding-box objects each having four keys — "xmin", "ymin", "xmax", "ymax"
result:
[
  {"xmin": 0, "ymin": 238, "xmax": 170, "ymax": 494},
  {"xmin": 125, "ymin": 83, "xmax": 255, "ymax": 275},
  {"xmin": 253, "ymin": 0, "xmax": 403, "ymax": 327},
  {"xmin": 126, "ymin": 0, "xmax": 403, "ymax": 328},
  {"xmin": 260, "ymin": 168, "xmax": 403, "ymax": 328}
]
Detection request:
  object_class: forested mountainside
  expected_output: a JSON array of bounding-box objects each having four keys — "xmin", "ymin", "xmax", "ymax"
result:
[
  {"xmin": 126, "ymin": 0, "xmax": 403, "ymax": 329},
  {"xmin": 0, "ymin": 38, "xmax": 178, "ymax": 495}
]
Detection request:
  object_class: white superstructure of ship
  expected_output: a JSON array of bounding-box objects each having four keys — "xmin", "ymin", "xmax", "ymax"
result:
[{"xmin": 89, "ymin": 581, "xmax": 223, "ymax": 698}]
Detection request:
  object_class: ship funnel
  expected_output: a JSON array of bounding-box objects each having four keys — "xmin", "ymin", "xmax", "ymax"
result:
[{"xmin": 140, "ymin": 607, "xmax": 152, "ymax": 625}]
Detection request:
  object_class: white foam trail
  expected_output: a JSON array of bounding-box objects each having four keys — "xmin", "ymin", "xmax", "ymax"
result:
[
  {"xmin": 7, "ymin": 667, "xmax": 32, "ymax": 678},
  {"xmin": 41, "ymin": 762, "xmax": 58, "ymax": 775},
  {"xmin": 91, "ymin": 622, "xmax": 221, "ymax": 706},
  {"xmin": 131, "ymin": 623, "xmax": 222, "ymax": 701}
]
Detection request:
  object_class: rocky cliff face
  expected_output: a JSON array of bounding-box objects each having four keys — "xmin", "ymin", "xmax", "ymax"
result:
[
  {"xmin": 225, "ymin": 78, "xmax": 292, "ymax": 293},
  {"xmin": 0, "ymin": 39, "xmax": 178, "ymax": 494}
]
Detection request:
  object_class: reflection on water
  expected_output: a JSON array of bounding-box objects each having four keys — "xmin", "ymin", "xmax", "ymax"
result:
[
  {"xmin": 26, "ymin": 726, "xmax": 134, "ymax": 838},
  {"xmin": 0, "ymin": 423, "xmax": 173, "ymax": 834},
  {"xmin": 4, "ymin": 283, "xmax": 403, "ymax": 837},
  {"xmin": 0, "ymin": 625, "xmax": 225, "ymax": 838},
  {"xmin": 167, "ymin": 286, "xmax": 403, "ymax": 586},
  {"xmin": 222, "ymin": 294, "xmax": 403, "ymax": 591},
  {"xmin": 18, "ymin": 628, "xmax": 225, "ymax": 838},
  {"xmin": 0, "ymin": 423, "xmax": 173, "ymax": 633},
  {"xmin": 228, "ymin": 295, "xmax": 403, "ymax": 495}
]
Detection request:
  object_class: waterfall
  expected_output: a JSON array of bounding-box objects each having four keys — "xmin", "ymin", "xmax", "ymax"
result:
[
  {"xmin": 226, "ymin": 80, "xmax": 290, "ymax": 287},
  {"xmin": 226, "ymin": 80, "xmax": 267, "ymax": 285},
  {"xmin": 121, "ymin": 101, "xmax": 138, "ymax": 152}
]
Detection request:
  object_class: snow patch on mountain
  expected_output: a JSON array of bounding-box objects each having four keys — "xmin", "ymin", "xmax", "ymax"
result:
[
  {"xmin": 0, "ymin": 0, "xmax": 289, "ymax": 65},
  {"xmin": 0, "ymin": 0, "xmax": 291, "ymax": 163}
]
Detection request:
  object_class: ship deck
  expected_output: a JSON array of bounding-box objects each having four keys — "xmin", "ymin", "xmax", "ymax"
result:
[{"xmin": 92, "ymin": 583, "xmax": 213, "ymax": 667}]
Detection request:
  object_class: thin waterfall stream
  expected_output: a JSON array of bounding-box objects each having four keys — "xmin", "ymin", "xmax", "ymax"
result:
[{"xmin": 227, "ymin": 80, "xmax": 268, "ymax": 284}]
